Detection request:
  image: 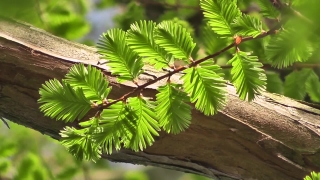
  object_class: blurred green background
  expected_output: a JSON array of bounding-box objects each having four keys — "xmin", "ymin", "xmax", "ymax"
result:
[
  {"xmin": 0, "ymin": 121, "xmax": 209, "ymax": 180},
  {"xmin": 0, "ymin": 0, "xmax": 210, "ymax": 179}
]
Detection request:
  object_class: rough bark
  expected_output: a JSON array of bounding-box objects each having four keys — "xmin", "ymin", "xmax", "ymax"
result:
[{"xmin": 1, "ymin": 18, "xmax": 320, "ymax": 180}]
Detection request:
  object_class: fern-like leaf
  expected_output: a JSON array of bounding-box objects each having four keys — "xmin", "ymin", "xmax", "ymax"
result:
[
  {"xmin": 65, "ymin": 64, "xmax": 111, "ymax": 102},
  {"xmin": 38, "ymin": 79, "xmax": 91, "ymax": 122},
  {"xmin": 304, "ymin": 171, "xmax": 320, "ymax": 180},
  {"xmin": 255, "ymin": 0, "xmax": 280, "ymax": 18},
  {"xmin": 200, "ymin": 24, "xmax": 230, "ymax": 55},
  {"xmin": 126, "ymin": 20, "xmax": 173, "ymax": 69},
  {"xmin": 97, "ymin": 28, "xmax": 143, "ymax": 82},
  {"xmin": 200, "ymin": 0, "xmax": 241, "ymax": 37},
  {"xmin": 156, "ymin": 84, "xmax": 192, "ymax": 134},
  {"xmin": 95, "ymin": 102, "xmax": 136, "ymax": 154},
  {"xmin": 228, "ymin": 51, "xmax": 266, "ymax": 101},
  {"xmin": 60, "ymin": 126, "xmax": 101, "ymax": 161},
  {"xmin": 126, "ymin": 97, "xmax": 160, "ymax": 151},
  {"xmin": 232, "ymin": 14, "xmax": 263, "ymax": 37},
  {"xmin": 154, "ymin": 21, "xmax": 196, "ymax": 61},
  {"xmin": 265, "ymin": 29, "xmax": 313, "ymax": 68},
  {"xmin": 182, "ymin": 62, "xmax": 227, "ymax": 115}
]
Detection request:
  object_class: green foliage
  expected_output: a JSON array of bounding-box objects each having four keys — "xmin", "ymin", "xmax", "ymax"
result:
[
  {"xmin": 228, "ymin": 51, "xmax": 266, "ymax": 100},
  {"xmin": 200, "ymin": 24, "xmax": 229, "ymax": 55},
  {"xmin": 200, "ymin": 0, "xmax": 241, "ymax": 37},
  {"xmin": 156, "ymin": 84, "xmax": 191, "ymax": 134},
  {"xmin": 182, "ymin": 62, "xmax": 227, "ymax": 115},
  {"xmin": 266, "ymin": 72, "xmax": 283, "ymax": 94},
  {"xmin": 305, "ymin": 171, "xmax": 320, "ymax": 180},
  {"xmin": 306, "ymin": 73, "xmax": 320, "ymax": 102},
  {"xmin": 255, "ymin": 0, "xmax": 280, "ymax": 18},
  {"xmin": 265, "ymin": 29, "xmax": 313, "ymax": 68},
  {"xmin": 65, "ymin": 64, "xmax": 111, "ymax": 102},
  {"xmin": 155, "ymin": 21, "xmax": 196, "ymax": 61},
  {"xmin": 0, "ymin": 0, "xmax": 90, "ymax": 40},
  {"xmin": 284, "ymin": 69, "xmax": 319, "ymax": 100},
  {"xmin": 127, "ymin": 97, "xmax": 160, "ymax": 151},
  {"xmin": 126, "ymin": 20, "xmax": 172, "ymax": 69},
  {"xmin": 38, "ymin": 79, "xmax": 92, "ymax": 122},
  {"xmin": 98, "ymin": 28, "xmax": 143, "ymax": 82},
  {"xmin": 232, "ymin": 14, "xmax": 263, "ymax": 38},
  {"xmin": 35, "ymin": 0, "xmax": 320, "ymax": 164}
]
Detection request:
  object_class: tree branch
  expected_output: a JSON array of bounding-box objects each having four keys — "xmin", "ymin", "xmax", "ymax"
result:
[{"xmin": 1, "ymin": 18, "xmax": 320, "ymax": 180}]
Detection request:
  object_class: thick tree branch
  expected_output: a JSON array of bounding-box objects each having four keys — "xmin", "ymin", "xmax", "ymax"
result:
[{"xmin": 1, "ymin": 18, "xmax": 320, "ymax": 180}]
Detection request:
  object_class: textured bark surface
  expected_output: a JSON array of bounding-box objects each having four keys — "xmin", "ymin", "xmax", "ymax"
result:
[{"xmin": 1, "ymin": 18, "xmax": 320, "ymax": 180}]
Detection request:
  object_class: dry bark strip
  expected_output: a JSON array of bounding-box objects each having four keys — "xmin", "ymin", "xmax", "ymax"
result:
[{"xmin": 1, "ymin": 18, "xmax": 320, "ymax": 180}]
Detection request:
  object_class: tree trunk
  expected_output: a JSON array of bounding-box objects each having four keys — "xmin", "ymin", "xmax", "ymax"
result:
[{"xmin": 1, "ymin": 18, "xmax": 320, "ymax": 180}]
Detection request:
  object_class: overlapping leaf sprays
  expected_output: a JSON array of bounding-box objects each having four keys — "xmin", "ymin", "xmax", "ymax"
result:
[{"xmin": 38, "ymin": 0, "xmax": 319, "ymax": 161}]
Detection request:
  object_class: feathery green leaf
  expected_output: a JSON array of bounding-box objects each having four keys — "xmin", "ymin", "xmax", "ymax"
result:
[
  {"xmin": 155, "ymin": 21, "xmax": 196, "ymax": 61},
  {"xmin": 265, "ymin": 29, "xmax": 313, "ymax": 68},
  {"xmin": 200, "ymin": 24, "xmax": 229, "ymax": 55},
  {"xmin": 232, "ymin": 14, "xmax": 263, "ymax": 37},
  {"xmin": 126, "ymin": 97, "xmax": 160, "ymax": 151},
  {"xmin": 200, "ymin": 0, "xmax": 241, "ymax": 37},
  {"xmin": 60, "ymin": 126, "xmax": 101, "ymax": 161},
  {"xmin": 255, "ymin": 0, "xmax": 280, "ymax": 18},
  {"xmin": 65, "ymin": 64, "xmax": 111, "ymax": 102},
  {"xmin": 38, "ymin": 79, "xmax": 91, "ymax": 122},
  {"xmin": 156, "ymin": 84, "xmax": 191, "ymax": 134},
  {"xmin": 182, "ymin": 62, "xmax": 227, "ymax": 115},
  {"xmin": 95, "ymin": 102, "xmax": 137, "ymax": 154},
  {"xmin": 97, "ymin": 28, "xmax": 143, "ymax": 82},
  {"xmin": 228, "ymin": 51, "xmax": 266, "ymax": 101},
  {"xmin": 126, "ymin": 20, "xmax": 173, "ymax": 69}
]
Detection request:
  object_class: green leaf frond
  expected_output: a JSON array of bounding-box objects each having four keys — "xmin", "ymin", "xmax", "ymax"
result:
[
  {"xmin": 156, "ymin": 84, "xmax": 192, "ymax": 134},
  {"xmin": 200, "ymin": 0, "xmax": 241, "ymax": 37},
  {"xmin": 65, "ymin": 64, "xmax": 111, "ymax": 102},
  {"xmin": 126, "ymin": 97, "xmax": 160, "ymax": 151},
  {"xmin": 182, "ymin": 62, "xmax": 227, "ymax": 115},
  {"xmin": 232, "ymin": 14, "xmax": 263, "ymax": 38},
  {"xmin": 255, "ymin": 0, "xmax": 280, "ymax": 18},
  {"xmin": 97, "ymin": 28, "xmax": 143, "ymax": 82},
  {"xmin": 154, "ymin": 21, "xmax": 196, "ymax": 61},
  {"xmin": 228, "ymin": 51, "xmax": 266, "ymax": 101},
  {"xmin": 306, "ymin": 71, "xmax": 320, "ymax": 103},
  {"xmin": 38, "ymin": 79, "xmax": 91, "ymax": 122},
  {"xmin": 304, "ymin": 171, "xmax": 320, "ymax": 180},
  {"xmin": 265, "ymin": 29, "xmax": 314, "ymax": 68},
  {"xmin": 284, "ymin": 68, "xmax": 314, "ymax": 100},
  {"xmin": 126, "ymin": 20, "xmax": 173, "ymax": 69},
  {"xmin": 60, "ymin": 126, "xmax": 101, "ymax": 161},
  {"xmin": 95, "ymin": 102, "xmax": 136, "ymax": 154},
  {"xmin": 200, "ymin": 24, "xmax": 230, "ymax": 55}
]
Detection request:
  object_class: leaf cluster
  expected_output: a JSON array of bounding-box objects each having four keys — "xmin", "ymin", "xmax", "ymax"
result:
[{"xmin": 38, "ymin": 0, "xmax": 320, "ymax": 162}]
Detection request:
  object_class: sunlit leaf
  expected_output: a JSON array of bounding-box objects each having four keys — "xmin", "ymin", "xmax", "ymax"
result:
[
  {"xmin": 38, "ymin": 79, "xmax": 91, "ymax": 122},
  {"xmin": 155, "ymin": 21, "xmax": 196, "ymax": 61},
  {"xmin": 182, "ymin": 62, "xmax": 227, "ymax": 115},
  {"xmin": 156, "ymin": 84, "xmax": 191, "ymax": 134},
  {"xmin": 228, "ymin": 51, "xmax": 266, "ymax": 101}
]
